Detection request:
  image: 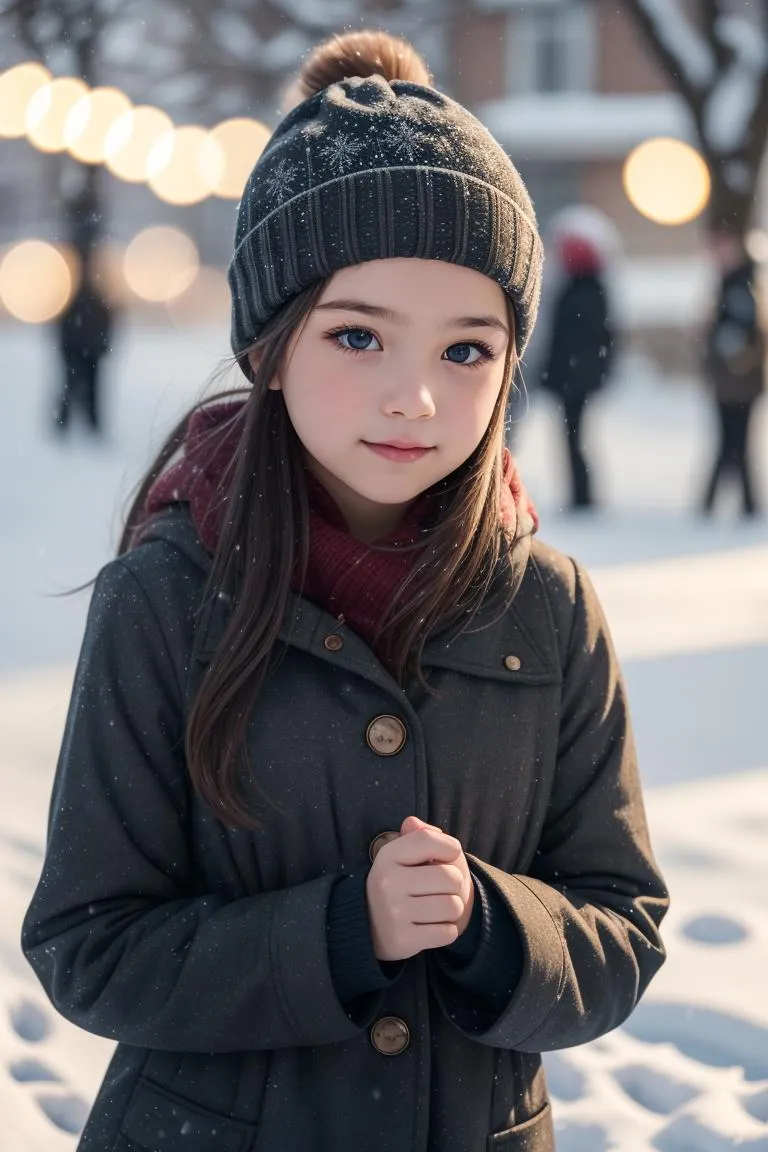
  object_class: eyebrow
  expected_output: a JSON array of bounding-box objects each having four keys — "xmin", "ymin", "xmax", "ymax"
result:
[{"xmin": 315, "ymin": 298, "xmax": 509, "ymax": 336}]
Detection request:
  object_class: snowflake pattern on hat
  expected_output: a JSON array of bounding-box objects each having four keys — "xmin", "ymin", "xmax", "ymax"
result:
[
  {"xmin": 263, "ymin": 157, "xmax": 298, "ymax": 206},
  {"xmin": 229, "ymin": 73, "xmax": 543, "ymax": 362},
  {"xmin": 379, "ymin": 121, "xmax": 423, "ymax": 163},
  {"xmin": 319, "ymin": 133, "xmax": 365, "ymax": 175}
]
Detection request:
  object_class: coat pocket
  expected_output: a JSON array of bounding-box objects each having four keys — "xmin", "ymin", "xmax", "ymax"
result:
[
  {"xmin": 119, "ymin": 1077, "xmax": 254, "ymax": 1152},
  {"xmin": 487, "ymin": 1102, "xmax": 554, "ymax": 1151}
]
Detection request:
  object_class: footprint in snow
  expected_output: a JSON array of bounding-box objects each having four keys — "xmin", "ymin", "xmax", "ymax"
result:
[
  {"xmin": 542, "ymin": 1052, "xmax": 586, "ymax": 1101},
  {"xmin": 731, "ymin": 813, "xmax": 768, "ymax": 835},
  {"xmin": 35, "ymin": 1093, "xmax": 90, "ymax": 1136},
  {"xmin": 552, "ymin": 1121, "xmax": 609, "ymax": 1152},
  {"xmin": 661, "ymin": 847, "xmax": 727, "ymax": 870},
  {"xmin": 9, "ymin": 997, "xmax": 51, "ymax": 1043},
  {"xmin": 623, "ymin": 1002, "xmax": 768, "ymax": 1082},
  {"xmin": 744, "ymin": 1087, "xmax": 768, "ymax": 1124},
  {"xmin": 613, "ymin": 1064, "xmax": 701, "ymax": 1115},
  {"xmin": 681, "ymin": 914, "xmax": 748, "ymax": 946},
  {"xmin": 10, "ymin": 1057, "xmax": 61, "ymax": 1083},
  {"xmin": 5, "ymin": 834, "xmax": 44, "ymax": 859},
  {"xmin": 653, "ymin": 1114, "xmax": 768, "ymax": 1152}
]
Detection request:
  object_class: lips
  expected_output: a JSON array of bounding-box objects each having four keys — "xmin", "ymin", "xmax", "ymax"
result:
[
  {"xmin": 370, "ymin": 440, "xmax": 432, "ymax": 450},
  {"xmin": 363, "ymin": 440, "xmax": 435, "ymax": 463}
]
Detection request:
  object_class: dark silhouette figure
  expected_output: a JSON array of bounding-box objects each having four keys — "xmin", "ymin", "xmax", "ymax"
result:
[
  {"xmin": 701, "ymin": 238, "xmax": 765, "ymax": 518},
  {"xmin": 54, "ymin": 274, "xmax": 113, "ymax": 435},
  {"xmin": 540, "ymin": 235, "xmax": 614, "ymax": 509}
]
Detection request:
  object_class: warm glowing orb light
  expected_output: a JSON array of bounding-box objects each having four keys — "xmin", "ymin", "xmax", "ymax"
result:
[
  {"xmin": 0, "ymin": 62, "xmax": 52, "ymax": 138},
  {"xmin": 25, "ymin": 76, "xmax": 89, "ymax": 153},
  {"xmin": 64, "ymin": 87, "xmax": 133, "ymax": 164},
  {"xmin": 123, "ymin": 226, "xmax": 200, "ymax": 303},
  {"xmin": 146, "ymin": 126, "xmax": 225, "ymax": 205},
  {"xmin": 623, "ymin": 137, "xmax": 711, "ymax": 226},
  {"xmin": 104, "ymin": 106, "xmax": 174, "ymax": 182},
  {"xmin": 0, "ymin": 240, "xmax": 74, "ymax": 322},
  {"xmin": 209, "ymin": 118, "xmax": 271, "ymax": 199}
]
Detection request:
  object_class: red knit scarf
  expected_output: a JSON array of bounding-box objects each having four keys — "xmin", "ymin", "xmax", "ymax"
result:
[{"xmin": 142, "ymin": 401, "xmax": 538, "ymax": 651}]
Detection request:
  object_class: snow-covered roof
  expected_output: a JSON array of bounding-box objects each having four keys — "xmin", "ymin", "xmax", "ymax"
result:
[{"xmin": 477, "ymin": 92, "xmax": 695, "ymax": 160}]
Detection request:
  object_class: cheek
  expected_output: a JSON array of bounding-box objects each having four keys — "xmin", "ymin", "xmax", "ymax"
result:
[
  {"xmin": 282, "ymin": 350, "xmax": 365, "ymax": 439},
  {"xmin": 451, "ymin": 370, "xmax": 505, "ymax": 437}
]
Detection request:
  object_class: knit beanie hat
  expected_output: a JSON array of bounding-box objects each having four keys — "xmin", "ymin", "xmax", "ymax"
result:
[{"xmin": 228, "ymin": 53, "xmax": 543, "ymax": 368}]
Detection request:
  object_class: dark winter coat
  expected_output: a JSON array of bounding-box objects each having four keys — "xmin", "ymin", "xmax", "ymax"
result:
[
  {"xmin": 21, "ymin": 508, "xmax": 668, "ymax": 1152},
  {"xmin": 540, "ymin": 273, "xmax": 613, "ymax": 406},
  {"xmin": 58, "ymin": 285, "xmax": 113, "ymax": 363},
  {"xmin": 704, "ymin": 260, "xmax": 766, "ymax": 406}
]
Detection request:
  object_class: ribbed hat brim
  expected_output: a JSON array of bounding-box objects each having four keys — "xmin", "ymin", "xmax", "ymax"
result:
[{"xmin": 228, "ymin": 165, "xmax": 542, "ymax": 363}]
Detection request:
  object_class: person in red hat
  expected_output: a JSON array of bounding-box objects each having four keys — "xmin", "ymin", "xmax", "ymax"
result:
[{"xmin": 540, "ymin": 231, "xmax": 615, "ymax": 509}]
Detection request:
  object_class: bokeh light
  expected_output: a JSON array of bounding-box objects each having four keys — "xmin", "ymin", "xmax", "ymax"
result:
[
  {"xmin": 25, "ymin": 76, "xmax": 90, "ymax": 153},
  {"xmin": 89, "ymin": 242, "xmax": 131, "ymax": 307},
  {"xmin": 0, "ymin": 240, "xmax": 75, "ymax": 322},
  {"xmin": 623, "ymin": 137, "xmax": 711, "ymax": 226},
  {"xmin": 103, "ymin": 105, "xmax": 174, "ymax": 183},
  {"xmin": 146, "ymin": 126, "xmax": 225, "ymax": 206},
  {"xmin": 166, "ymin": 266, "xmax": 231, "ymax": 325},
  {"xmin": 746, "ymin": 229, "xmax": 768, "ymax": 263},
  {"xmin": 0, "ymin": 62, "xmax": 52, "ymax": 138},
  {"xmin": 209, "ymin": 118, "xmax": 271, "ymax": 199},
  {"xmin": 64, "ymin": 87, "xmax": 133, "ymax": 164},
  {"xmin": 123, "ymin": 226, "xmax": 200, "ymax": 303}
]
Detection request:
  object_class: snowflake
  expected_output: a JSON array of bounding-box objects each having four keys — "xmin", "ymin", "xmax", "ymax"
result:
[
  {"xmin": 380, "ymin": 121, "xmax": 423, "ymax": 164},
  {"xmin": 263, "ymin": 157, "xmax": 298, "ymax": 206},
  {"xmin": 319, "ymin": 133, "xmax": 365, "ymax": 175}
]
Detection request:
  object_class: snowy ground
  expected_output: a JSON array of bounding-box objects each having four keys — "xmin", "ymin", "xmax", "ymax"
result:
[{"xmin": 1, "ymin": 318, "xmax": 767, "ymax": 1150}]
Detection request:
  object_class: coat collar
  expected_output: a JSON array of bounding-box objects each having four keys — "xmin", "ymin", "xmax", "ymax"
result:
[
  {"xmin": 149, "ymin": 509, "xmax": 560, "ymax": 694},
  {"xmin": 275, "ymin": 533, "xmax": 560, "ymax": 690}
]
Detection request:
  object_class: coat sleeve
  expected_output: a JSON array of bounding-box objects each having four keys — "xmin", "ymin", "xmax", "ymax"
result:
[
  {"xmin": 20, "ymin": 558, "xmax": 367, "ymax": 1053},
  {"xmin": 430, "ymin": 559, "xmax": 669, "ymax": 1050}
]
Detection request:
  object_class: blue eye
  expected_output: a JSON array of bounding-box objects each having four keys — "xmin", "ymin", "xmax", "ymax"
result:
[
  {"xmin": 332, "ymin": 328, "xmax": 382, "ymax": 352},
  {"xmin": 444, "ymin": 342, "xmax": 493, "ymax": 365}
]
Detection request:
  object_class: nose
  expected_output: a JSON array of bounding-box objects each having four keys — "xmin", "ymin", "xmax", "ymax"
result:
[{"xmin": 381, "ymin": 374, "xmax": 436, "ymax": 420}]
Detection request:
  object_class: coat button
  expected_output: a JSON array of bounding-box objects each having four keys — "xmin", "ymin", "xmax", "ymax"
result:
[
  {"xmin": 503, "ymin": 654, "xmax": 521, "ymax": 671},
  {"xmin": 369, "ymin": 831, "xmax": 399, "ymax": 862},
  {"xmin": 324, "ymin": 633, "xmax": 343, "ymax": 652},
  {"xmin": 366, "ymin": 715, "xmax": 407, "ymax": 756},
  {"xmin": 370, "ymin": 1016, "xmax": 410, "ymax": 1056}
]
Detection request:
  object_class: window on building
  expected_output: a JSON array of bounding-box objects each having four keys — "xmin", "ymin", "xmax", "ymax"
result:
[{"xmin": 506, "ymin": 1, "xmax": 596, "ymax": 95}]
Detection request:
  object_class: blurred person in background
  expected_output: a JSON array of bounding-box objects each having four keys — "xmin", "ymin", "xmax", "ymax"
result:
[
  {"xmin": 701, "ymin": 232, "xmax": 765, "ymax": 518},
  {"xmin": 53, "ymin": 251, "xmax": 114, "ymax": 437},
  {"xmin": 539, "ymin": 229, "xmax": 615, "ymax": 511}
]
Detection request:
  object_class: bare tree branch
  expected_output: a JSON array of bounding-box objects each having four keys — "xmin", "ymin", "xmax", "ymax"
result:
[
  {"xmin": 625, "ymin": 0, "xmax": 768, "ymax": 235},
  {"xmin": 624, "ymin": 0, "xmax": 714, "ymax": 111},
  {"xmin": 701, "ymin": 0, "xmax": 734, "ymax": 74}
]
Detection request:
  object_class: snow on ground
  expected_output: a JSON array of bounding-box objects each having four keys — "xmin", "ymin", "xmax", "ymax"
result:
[{"xmin": 1, "ymin": 319, "xmax": 767, "ymax": 1150}]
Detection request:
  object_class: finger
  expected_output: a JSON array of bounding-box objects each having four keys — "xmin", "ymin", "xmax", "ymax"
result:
[
  {"xmin": 413, "ymin": 923, "xmax": 460, "ymax": 951},
  {"xmin": 386, "ymin": 828, "xmax": 462, "ymax": 866},
  {"xmin": 409, "ymin": 893, "xmax": 465, "ymax": 924},
  {"xmin": 404, "ymin": 863, "xmax": 465, "ymax": 897},
  {"xmin": 400, "ymin": 815, "xmax": 437, "ymax": 835}
]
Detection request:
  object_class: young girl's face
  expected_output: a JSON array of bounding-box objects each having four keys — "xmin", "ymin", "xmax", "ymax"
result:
[{"xmin": 263, "ymin": 258, "xmax": 511, "ymax": 541}]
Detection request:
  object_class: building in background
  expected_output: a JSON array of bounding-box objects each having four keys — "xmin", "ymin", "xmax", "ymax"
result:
[{"xmin": 0, "ymin": 0, "xmax": 765, "ymax": 371}]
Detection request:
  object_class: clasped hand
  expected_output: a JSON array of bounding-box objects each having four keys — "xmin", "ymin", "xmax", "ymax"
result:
[{"xmin": 366, "ymin": 815, "xmax": 475, "ymax": 962}]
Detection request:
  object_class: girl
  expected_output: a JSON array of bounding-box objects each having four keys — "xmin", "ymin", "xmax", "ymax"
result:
[{"xmin": 22, "ymin": 30, "xmax": 668, "ymax": 1152}]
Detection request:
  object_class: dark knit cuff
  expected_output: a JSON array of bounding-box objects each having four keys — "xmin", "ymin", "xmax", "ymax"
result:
[
  {"xmin": 326, "ymin": 874, "xmax": 403, "ymax": 1005},
  {"xmin": 444, "ymin": 877, "xmax": 484, "ymax": 960},
  {"xmin": 434, "ymin": 872, "xmax": 524, "ymax": 1014}
]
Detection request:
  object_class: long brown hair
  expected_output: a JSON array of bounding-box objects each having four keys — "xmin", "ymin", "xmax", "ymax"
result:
[{"xmin": 121, "ymin": 32, "xmax": 521, "ymax": 828}]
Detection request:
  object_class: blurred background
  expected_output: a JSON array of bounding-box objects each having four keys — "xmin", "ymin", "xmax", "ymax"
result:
[{"xmin": 1, "ymin": 3, "xmax": 767, "ymax": 1150}]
